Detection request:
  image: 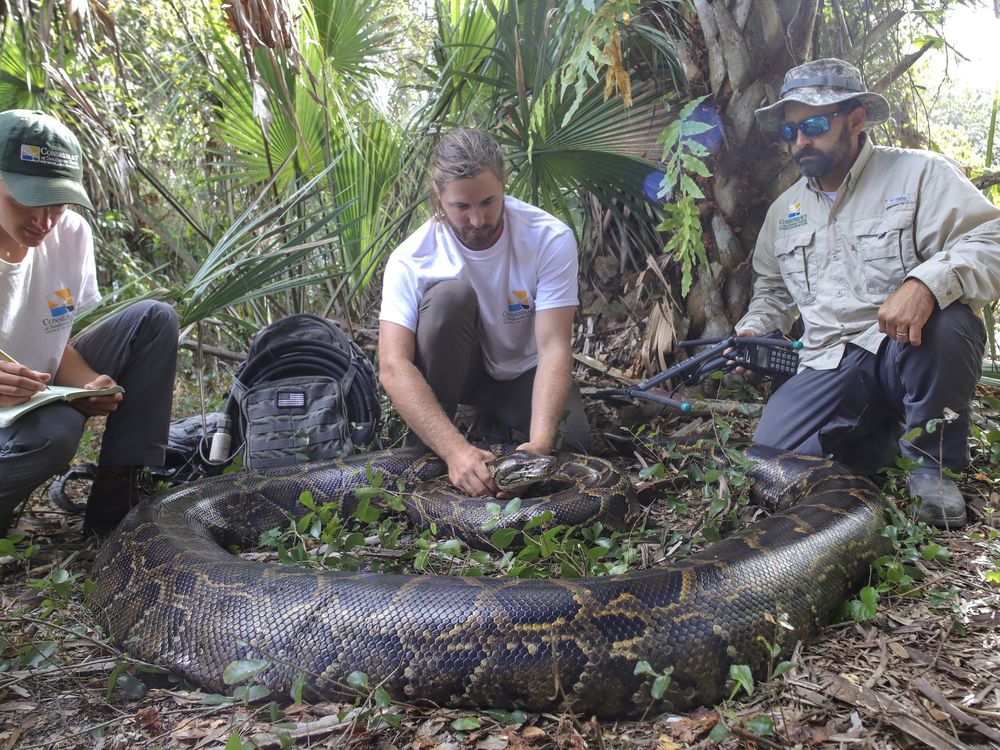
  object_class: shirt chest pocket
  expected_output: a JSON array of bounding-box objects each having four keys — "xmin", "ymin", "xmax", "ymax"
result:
[
  {"xmin": 851, "ymin": 205, "xmax": 916, "ymax": 300},
  {"xmin": 774, "ymin": 228, "xmax": 816, "ymax": 304}
]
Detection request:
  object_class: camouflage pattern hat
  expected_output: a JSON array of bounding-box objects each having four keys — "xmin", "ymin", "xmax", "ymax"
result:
[{"xmin": 755, "ymin": 58, "xmax": 890, "ymax": 131}]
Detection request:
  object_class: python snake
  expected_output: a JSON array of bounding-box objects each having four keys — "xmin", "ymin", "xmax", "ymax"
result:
[{"xmin": 88, "ymin": 446, "xmax": 889, "ymax": 718}]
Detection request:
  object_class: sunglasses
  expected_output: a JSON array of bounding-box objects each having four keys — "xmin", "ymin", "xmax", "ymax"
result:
[{"xmin": 779, "ymin": 109, "xmax": 850, "ymax": 143}]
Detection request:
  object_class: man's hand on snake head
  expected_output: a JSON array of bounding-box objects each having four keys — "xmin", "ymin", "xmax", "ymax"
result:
[{"xmin": 447, "ymin": 444, "xmax": 498, "ymax": 497}]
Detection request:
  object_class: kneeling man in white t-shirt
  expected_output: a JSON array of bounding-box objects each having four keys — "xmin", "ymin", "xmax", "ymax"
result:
[{"xmin": 379, "ymin": 127, "xmax": 591, "ymax": 496}]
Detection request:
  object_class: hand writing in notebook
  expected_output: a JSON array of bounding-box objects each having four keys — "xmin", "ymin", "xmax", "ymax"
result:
[{"xmin": 0, "ymin": 350, "xmax": 51, "ymax": 407}]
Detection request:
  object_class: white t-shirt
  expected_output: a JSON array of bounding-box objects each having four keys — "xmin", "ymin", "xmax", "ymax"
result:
[
  {"xmin": 0, "ymin": 210, "xmax": 99, "ymax": 377},
  {"xmin": 380, "ymin": 196, "xmax": 578, "ymax": 380}
]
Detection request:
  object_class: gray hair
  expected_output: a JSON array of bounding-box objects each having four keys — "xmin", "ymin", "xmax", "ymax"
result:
[{"xmin": 429, "ymin": 127, "xmax": 505, "ymax": 214}]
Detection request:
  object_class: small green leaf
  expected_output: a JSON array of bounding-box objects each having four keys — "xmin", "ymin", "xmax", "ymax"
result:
[
  {"xmin": 772, "ymin": 660, "xmax": 796, "ymax": 678},
  {"xmin": 437, "ymin": 538, "xmax": 462, "ymax": 555},
  {"xmin": 523, "ymin": 510, "xmax": 553, "ymax": 530},
  {"xmin": 485, "ymin": 502, "xmax": 502, "ymax": 517},
  {"xmin": 484, "ymin": 708, "xmax": 527, "ymax": 725},
  {"xmin": 638, "ymin": 463, "xmax": 666, "ymax": 481},
  {"xmin": 245, "ymin": 684, "xmax": 270, "ymax": 702},
  {"xmin": 503, "ymin": 497, "xmax": 522, "ymax": 515},
  {"xmin": 633, "ymin": 660, "xmax": 654, "ymax": 675},
  {"xmin": 490, "ymin": 528, "xmax": 518, "ymax": 549},
  {"xmin": 347, "ymin": 671, "xmax": 369, "ymax": 691},
  {"xmin": 414, "ymin": 548, "xmax": 430, "ymax": 570},
  {"xmin": 746, "ymin": 714, "xmax": 775, "ymax": 736},
  {"xmin": 920, "ymin": 542, "xmax": 949, "ymax": 562},
  {"xmin": 49, "ymin": 569, "xmax": 71, "ymax": 585},
  {"xmin": 290, "ymin": 673, "xmax": 305, "ymax": 704},
  {"xmin": 374, "ymin": 687, "xmax": 392, "ymax": 708},
  {"xmin": 224, "ymin": 729, "xmax": 245, "ymax": 750},
  {"xmin": 223, "ymin": 659, "xmax": 270, "ymax": 686},
  {"xmin": 651, "ymin": 674, "xmax": 670, "ymax": 699},
  {"xmin": 469, "ymin": 551, "xmax": 492, "ymax": 565},
  {"xmin": 708, "ymin": 723, "xmax": 731, "ymax": 741},
  {"xmin": 848, "ymin": 586, "xmax": 879, "ymax": 622},
  {"xmin": 680, "ymin": 174, "xmax": 705, "ymax": 199},
  {"xmin": 728, "ymin": 664, "xmax": 754, "ymax": 699},
  {"xmin": 450, "ymin": 716, "xmax": 481, "ymax": 731}
]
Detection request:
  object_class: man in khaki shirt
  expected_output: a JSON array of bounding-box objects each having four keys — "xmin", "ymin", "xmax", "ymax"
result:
[{"xmin": 737, "ymin": 58, "xmax": 1000, "ymax": 529}]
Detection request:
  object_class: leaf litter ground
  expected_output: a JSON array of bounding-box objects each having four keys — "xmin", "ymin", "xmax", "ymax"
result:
[{"xmin": 1, "ymin": 390, "xmax": 999, "ymax": 750}]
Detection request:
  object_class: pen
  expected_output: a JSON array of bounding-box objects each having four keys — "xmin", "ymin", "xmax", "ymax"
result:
[{"xmin": 0, "ymin": 347, "xmax": 51, "ymax": 390}]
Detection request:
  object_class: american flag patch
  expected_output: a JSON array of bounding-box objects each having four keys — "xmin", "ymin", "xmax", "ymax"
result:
[{"xmin": 276, "ymin": 391, "xmax": 305, "ymax": 408}]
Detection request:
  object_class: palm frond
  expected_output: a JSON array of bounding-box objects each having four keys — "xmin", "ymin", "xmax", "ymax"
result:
[{"xmin": 178, "ymin": 158, "xmax": 351, "ymax": 326}]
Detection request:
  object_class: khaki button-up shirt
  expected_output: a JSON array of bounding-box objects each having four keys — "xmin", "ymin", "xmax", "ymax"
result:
[{"xmin": 736, "ymin": 136, "xmax": 1000, "ymax": 370}]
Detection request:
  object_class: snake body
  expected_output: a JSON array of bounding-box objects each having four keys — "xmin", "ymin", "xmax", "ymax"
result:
[{"xmin": 88, "ymin": 446, "xmax": 888, "ymax": 717}]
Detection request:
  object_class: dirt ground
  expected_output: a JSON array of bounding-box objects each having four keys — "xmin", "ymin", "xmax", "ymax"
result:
[{"xmin": 2, "ymin": 393, "xmax": 999, "ymax": 750}]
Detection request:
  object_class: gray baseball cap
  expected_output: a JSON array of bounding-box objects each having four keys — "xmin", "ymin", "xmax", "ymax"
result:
[
  {"xmin": 0, "ymin": 109, "xmax": 94, "ymax": 210},
  {"xmin": 755, "ymin": 58, "xmax": 890, "ymax": 131}
]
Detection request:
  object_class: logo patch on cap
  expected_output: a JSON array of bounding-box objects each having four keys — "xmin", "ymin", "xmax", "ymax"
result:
[{"xmin": 19, "ymin": 143, "xmax": 79, "ymax": 169}]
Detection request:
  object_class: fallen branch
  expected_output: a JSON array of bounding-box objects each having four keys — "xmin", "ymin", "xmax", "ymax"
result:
[
  {"xmin": 913, "ymin": 676, "xmax": 1000, "ymax": 745},
  {"xmin": 179, "ymin": 338, "xmax": 246, "ymax": 363}
]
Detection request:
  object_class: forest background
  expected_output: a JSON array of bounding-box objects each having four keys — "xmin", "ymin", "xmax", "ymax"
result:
[
  {"xmin": 2, "ymin": 1, "xmax": 1000, "ymax": 749},
  {"xmin": 2, "ymin": 0, "xmax": 998, "ymax": 384}
]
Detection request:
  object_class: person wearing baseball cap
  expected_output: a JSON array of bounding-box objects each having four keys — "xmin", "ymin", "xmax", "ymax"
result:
[
  {"xmin": 733, "ymin": 59, "xmax": 1000, "ymax": 529},
  {"xmin": 0, "ymin": 109, "xmax": 179, "ymax": 537}
]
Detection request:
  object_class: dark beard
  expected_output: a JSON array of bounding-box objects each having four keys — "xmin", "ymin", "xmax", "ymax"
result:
[
  {"xmin": 793, "ymin": 125, "xmax": 852, "ymax": 178},
  {"xmin": 794, "ymin": 147, "xmax": 837, "ymax": 177}
]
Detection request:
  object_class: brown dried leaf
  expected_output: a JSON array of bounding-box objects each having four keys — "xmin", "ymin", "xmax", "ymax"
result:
[
  {"xmin": 136, "ymin": 706, "xmax": 164, "ymax": 734},
  {"xmin": 665, "ymin": 707, "xmax": 717, "ymax": 743},
  {"xmin": 502, "ymin": 727, "xmax": 539, "ymax": 750}
]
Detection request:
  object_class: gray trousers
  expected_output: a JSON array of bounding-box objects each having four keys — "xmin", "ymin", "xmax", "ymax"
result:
[
  {"xmin": 754, "ymin": 303, "xmax": 985, "ymax": 476},
  {"xmin": 406, "ymin": 279, "xmax": 592, "ymax": 453},
  {"xmin": 0, "ymin": 300, "xmax": 178, "ymax": 528}
]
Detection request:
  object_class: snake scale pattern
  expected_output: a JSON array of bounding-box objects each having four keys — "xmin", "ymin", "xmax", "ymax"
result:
[{"xmin": 88, "ymin": 445, "xmax": 889, "ymax": 718}]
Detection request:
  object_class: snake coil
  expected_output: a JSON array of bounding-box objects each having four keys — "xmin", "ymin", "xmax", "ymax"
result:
[{"xmin": 88, "ymin": 445, "xmax": 888, "ymax": 717}]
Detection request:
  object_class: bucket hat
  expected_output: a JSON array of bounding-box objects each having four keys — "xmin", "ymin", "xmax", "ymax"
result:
[
  {"xmin": 0, "ymin": 109, "xmax": 94, "ymax": 210},
  {"xmin": 755, "ymin": 58, "xmax": 890, "ymax": 132}
]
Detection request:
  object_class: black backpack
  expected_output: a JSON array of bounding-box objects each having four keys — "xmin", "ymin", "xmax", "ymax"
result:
[{"xmin": 218, "ymin": 313, "xmax": 381, "ymax": 470}]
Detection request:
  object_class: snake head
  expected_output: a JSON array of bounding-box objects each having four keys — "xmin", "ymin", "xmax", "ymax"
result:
[{"xmin": 488, "ymin": 451, "xmax": 560, "ymax": 494}]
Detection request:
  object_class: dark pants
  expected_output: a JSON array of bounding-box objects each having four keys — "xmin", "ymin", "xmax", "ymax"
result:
[
  {"xmin": 754, "ymin": 303, "xmax": 985, "ymax": 475},
  {"xmin": 0, "ymin": 300, "xmax": 178, "ymax": 530},
  {"xmin": 406, "ymin": 279, "xmax": 592, "ymax": 452}
]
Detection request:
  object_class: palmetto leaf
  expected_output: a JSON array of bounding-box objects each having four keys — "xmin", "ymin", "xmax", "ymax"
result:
[
  {"xmin": 177, "ymin": 156, "xmax": 351, "ymax": 326},
  {"xmin": 415, "ymin": 0, "xmax": 671, "ymax": 264}
]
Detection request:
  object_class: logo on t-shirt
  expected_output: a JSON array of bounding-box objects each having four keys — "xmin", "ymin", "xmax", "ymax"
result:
[
  {"xmin": 48, "ymin": 289, "xmax": 76, "ymax": 317},
  {"xmin": 507, "ymin": 291, "xmax": 530, "ymax": 312},
  {"xmin": 503, "ymin": 290, "xmax": 531, "ymax": 323}
]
